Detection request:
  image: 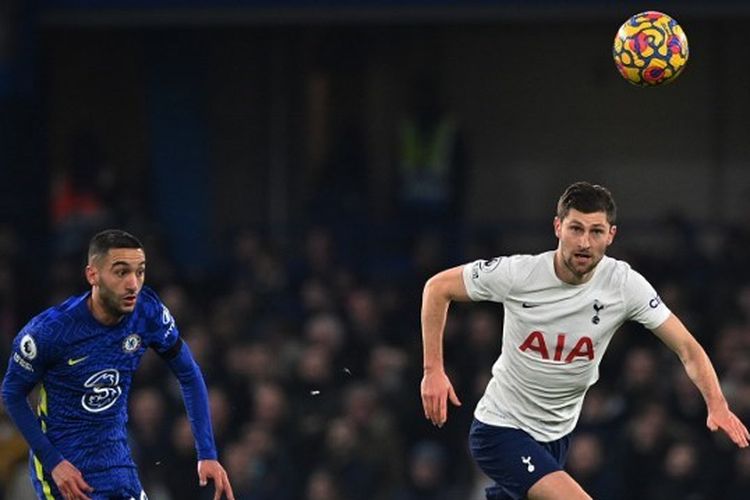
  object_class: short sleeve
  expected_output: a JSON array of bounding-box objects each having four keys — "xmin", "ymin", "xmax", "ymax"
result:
[
  {"xmin": 623, "ymin": 269, "xmax": 671, "ymax": 329},
  {"xmin": 462, "ymin": 256, "xmax": 514, "ymax": 303}
]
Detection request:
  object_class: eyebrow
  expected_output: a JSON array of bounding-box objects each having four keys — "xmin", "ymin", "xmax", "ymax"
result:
[
  {"xmin": 568, "ymin": 220, "xmax": 607, "ymax": 228},
  {"xmin": 110, "ymin": 261, "xmax": 146, "ymax": 268}
]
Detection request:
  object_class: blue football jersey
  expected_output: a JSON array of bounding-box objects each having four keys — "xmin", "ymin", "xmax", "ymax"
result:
[{"xmin": 5, "ymin": 285, "xmax": 179, "ymax": 473}]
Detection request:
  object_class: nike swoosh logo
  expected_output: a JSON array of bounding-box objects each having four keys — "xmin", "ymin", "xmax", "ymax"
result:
[
  {"xmin": 67, "ymin": 356, "xmax": 88, "ymax": 366},
  {"xmin": 522, "ymin": 303, "xmax": 540, "ymax": 308}
]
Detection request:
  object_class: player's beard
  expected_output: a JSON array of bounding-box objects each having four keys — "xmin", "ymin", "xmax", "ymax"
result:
[{"xmin": 98, "ymin": 283, "xmax": 136, "ymax": 317}]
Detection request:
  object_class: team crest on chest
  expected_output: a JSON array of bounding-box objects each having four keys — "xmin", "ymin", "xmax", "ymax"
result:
[
  {"xmin": 592, "ymin": 300, "xmax": 605, "ymax": 324},
  {"xmin": 122, "ymin": 333, "xmax": 142, "ymax": 353}
]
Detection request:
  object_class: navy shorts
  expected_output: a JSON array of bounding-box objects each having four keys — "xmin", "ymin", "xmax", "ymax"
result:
[
  {"xmin": 469, "ymin": 418, "xmax": 570, "ymax": 500},
  {"xmin": 30, "ymin": 460, "xmax": 147, "ymax": 500}
]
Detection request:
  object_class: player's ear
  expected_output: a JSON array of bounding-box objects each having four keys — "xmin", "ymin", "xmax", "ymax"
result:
[
  {"xmin": 553, "ymin": 217, "xmax": 562, "ymax": 238},
  {"xmin": 85, "ymin": 264, "xmax": 98, "ymax": 286},
  {"xmin": 607, "ymin": 224, "xmax": 617, "ymax": 245}
]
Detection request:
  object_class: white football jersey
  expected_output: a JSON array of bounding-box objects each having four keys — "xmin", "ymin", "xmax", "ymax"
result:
[{"xmin": 462, "ymin": 250, "xmax": 671, "ymax": 442}]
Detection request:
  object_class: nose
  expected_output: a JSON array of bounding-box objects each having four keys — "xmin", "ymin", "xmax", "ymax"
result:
[
  {"xmin": 579, "ymin": 231, "xmax": 591, "ymax": 249},
  {"xmin": 125, "ymin": 273, "xmax": 139, "ymax": 291}
]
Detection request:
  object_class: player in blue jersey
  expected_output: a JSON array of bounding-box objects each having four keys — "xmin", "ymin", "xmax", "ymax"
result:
[{"xmin": 1, "ymin": 229, "xmax": 234, "ymax": 500}]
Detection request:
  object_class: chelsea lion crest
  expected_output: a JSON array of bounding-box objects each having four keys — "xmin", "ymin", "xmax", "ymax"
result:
[{"xmin": 122, "ymin": 333, "xmax": 142, "ymax": 353}]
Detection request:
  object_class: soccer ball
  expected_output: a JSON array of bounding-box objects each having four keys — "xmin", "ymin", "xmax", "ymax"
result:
[{"xmin": 613, "ymin": 11, "xmax": 689, "ymax": 86}]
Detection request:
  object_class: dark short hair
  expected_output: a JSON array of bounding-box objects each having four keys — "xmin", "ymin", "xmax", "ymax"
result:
[
  {"xmin": 88, "ymin": 229, "xmax": 143, "ymax": 262},
  {"xmin": 557, "ymin": 182, "xmax": 617, "ymax": 225}
]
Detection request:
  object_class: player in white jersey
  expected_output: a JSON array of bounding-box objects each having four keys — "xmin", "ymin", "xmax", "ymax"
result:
[{"xmin": 420, "ymin": 182, "xmax": 749, "ymax": 500}]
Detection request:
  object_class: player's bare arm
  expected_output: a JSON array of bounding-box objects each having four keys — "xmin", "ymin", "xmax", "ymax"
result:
[
  {"xmin": 198, "ymin": 459, "xmax": 235, "ymax": 500},
  {"xmin": 420, "ymin": 266, "xmax": 467, "ymax": 427},
  {"xmin": 652, "ymin": 313, "xmax": 750, "ymax": 448},
  {"xmin": 51, "ymin": 460, "xmax": 93, "ymax": 500}
]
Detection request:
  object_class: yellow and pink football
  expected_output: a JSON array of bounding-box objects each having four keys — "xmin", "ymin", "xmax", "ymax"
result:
[{"xmin": 613, "ymin": 11, "xmax": 689, "ymax": 87}]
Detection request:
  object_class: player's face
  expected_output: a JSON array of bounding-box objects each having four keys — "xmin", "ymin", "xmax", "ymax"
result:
[
  {"xmin": 554, "ymin": 209, "xmax": 616, "ymax": 284},
  {"xmin": 87, "ymin": 248, "xmax": 146, "ymax": 320}
]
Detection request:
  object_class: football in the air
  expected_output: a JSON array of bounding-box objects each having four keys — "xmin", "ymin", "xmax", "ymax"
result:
[{"xmin": 613, "ymin": 11, "xmax": 689, "ymax": 87}]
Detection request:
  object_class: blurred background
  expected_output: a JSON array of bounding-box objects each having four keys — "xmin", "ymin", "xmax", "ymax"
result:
[{"xmin": 2, "ymin": 1, "xmax": 750, "ymax": 499}]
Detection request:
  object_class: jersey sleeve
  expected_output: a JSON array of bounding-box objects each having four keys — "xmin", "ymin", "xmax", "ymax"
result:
[
  {"xmin": 165, "ymin": 342, "xmax": 217, "ymax": 460},
  {"xmin": 462, "ymin": 256, "xmax": 514, "ymax": 302},
  {"xmin": 139, "ymin": 287, "xmax": 181, "ymax": 353},
  {"xmin": 623, "ymin": 268, "xmax": 671, "ymax": 329},
  {"xmin": 4, "ymin": 317, "xmax": 57, "ymax": 386},
  {"xmin": 2, "ymin": 317, "xmax": 66, "ymax": 472}
]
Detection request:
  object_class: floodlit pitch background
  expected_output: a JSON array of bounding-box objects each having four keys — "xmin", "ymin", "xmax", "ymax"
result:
[{"xmin": 1, "ymin": 2, "xmax": 750, "ymax": 500}]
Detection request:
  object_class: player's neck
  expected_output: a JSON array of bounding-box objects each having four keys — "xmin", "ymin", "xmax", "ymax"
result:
[{"xmin": 87, "ymin": 293, "xmax": 124, "ymax": 326}]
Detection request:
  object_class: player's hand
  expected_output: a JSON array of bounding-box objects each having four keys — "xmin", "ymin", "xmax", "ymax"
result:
[
  {"xmin": 198, "ymin": 459, "xmax": 235, "ymax": 500},
  {"xmin": 707, "ymin": 404, "xmax": 750, "ymax": 448},
  {"xmin": 421, "ymin": 367, "xmax": 461, "ymax": 428},
  {"xmin": 50, "ymin": 460, "xmax": 93, "ymax": 500}
]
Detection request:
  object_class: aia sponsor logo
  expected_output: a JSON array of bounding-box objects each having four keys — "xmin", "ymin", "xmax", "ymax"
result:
[{"xmin": 519, "ymin": 331, "xmax": 594, "ymax": 363}]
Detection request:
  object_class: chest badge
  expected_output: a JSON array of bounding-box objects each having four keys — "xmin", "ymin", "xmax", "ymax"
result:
[
  {"xmin": 122, "ymin": 333, "xmax": 142, "ymax": 353},
  {"xmin": 592, "ymin": 300, "xmax": 605, "ymax": 325}
]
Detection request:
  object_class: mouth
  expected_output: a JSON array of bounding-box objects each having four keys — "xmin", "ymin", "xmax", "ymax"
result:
[
  {"xmin": 573, "ymin": 253, "xmax": 592, "ymax": 264},
  {"xmin": 122, "ymin": 295, "xmax": 138, "ymax": 307}
]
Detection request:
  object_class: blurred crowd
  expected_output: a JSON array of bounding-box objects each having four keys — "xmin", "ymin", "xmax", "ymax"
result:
[{"xmin": 2, "ymin": 204, "xmax": 750, "ymax": 500}]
